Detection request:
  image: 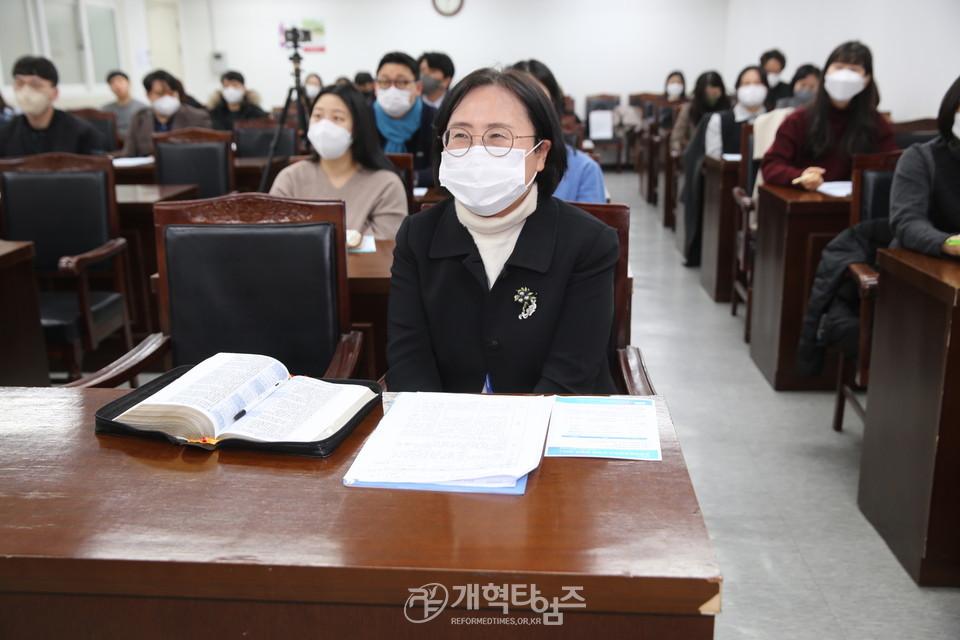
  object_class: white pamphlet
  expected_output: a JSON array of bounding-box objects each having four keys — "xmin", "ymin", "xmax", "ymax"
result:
[{"xmin": 545, "ymin": 396, "xmax": 661, "ymax": 460}]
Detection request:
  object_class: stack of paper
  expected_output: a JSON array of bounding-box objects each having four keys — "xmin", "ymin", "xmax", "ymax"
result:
[
  {"xmin": 817, "ymin": 181, "xmax": 853, "ymax": 198},
  {"xmin": 343, "ymin": 392, "xmax": 554, "ymax": 494}
]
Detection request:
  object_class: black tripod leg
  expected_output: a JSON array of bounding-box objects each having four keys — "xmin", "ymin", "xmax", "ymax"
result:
[{"xmin": 257, "ymin": 86, "xmax": 296, "ymax": 193}]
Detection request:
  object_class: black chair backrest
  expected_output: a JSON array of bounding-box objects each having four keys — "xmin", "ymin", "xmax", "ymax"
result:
[
  {"xmin": 82, "ymin": 118, "xmax": 116, "ymax": 152},
  {"xmin": 156, "ymin": 142, "xmax": 230, "ymax": 198},
  {"xmin": 235, "ymin": 127, "xmax": 297, "ymax": 157},
  {"xmin": 894, "ymin": 131, "xmax": 938, "ymax": 150},
  {"xmin": 859, "ymin": 170, "xmax": 895, "ymax": 222},
  {"xmin": 2, "ymin": 171, "xmax": 110, "ymax": 273},
  {"xmin": 164, "ymin": 222, "xmax": 340, "ymax": 376},
  {"xmin": 585, "ymin": 96, "xmax": 620, "ymax": 139}
]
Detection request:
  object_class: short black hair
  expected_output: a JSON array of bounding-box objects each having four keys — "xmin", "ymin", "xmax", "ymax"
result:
[
  {"xmin": 418, "ymin": 52, "xmax": 455, "ymax": 80},
  {"xmin": 377, "ymin": 52, "xmax": 418, "ymax": 79},
  {"xmin": 937, "ymin": 74, "xmax": 960, "ymax": 140},
  {"xmin": 142, "ymin": 69, "xmax": 183, "ymax": 96},
  {"xmin": 309, "ymin": 83, "xmax": 397, "ymax": 173},
  {"xmin": 354, "ymin": 72, "xmax": 373, "ymax": 85},
  {"xmin": 760, "ymin": 49, "xmax": 786, "ymax": 70},
  {"xmin": 736, "ymin": 65, "xmax": 769, "ymax": 89},
  {"xmin": 12, "ymin": 56, "xmax": 58, "ymax": 86},
  {"xmin": 789, "ymin": 64, "xmax": 821, "ymax": 87},
  {"xmin": 106, "ymin": 70, "xmax": 128, "ymax": 83},
  {"xmin": 510, "ymin": 59, "xmax": 564, "ymax": 115},
  {"xmin": 221, "ymin": 70, "xmax": 245, "ymax": 85},
  {"xmin": 432, "ymin": 67, "xmax": 567, "ymax": 197}
]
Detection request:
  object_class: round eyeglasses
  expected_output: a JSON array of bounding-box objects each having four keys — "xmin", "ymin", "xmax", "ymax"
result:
[{"xmin": 441, "ymin": 127, "xmax": 538, "ymax": 157}]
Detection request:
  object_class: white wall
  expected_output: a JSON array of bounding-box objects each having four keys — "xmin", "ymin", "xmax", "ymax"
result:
[{"xmin": 724, "ymin": 0, "xmax": 960, "ymax": 121}]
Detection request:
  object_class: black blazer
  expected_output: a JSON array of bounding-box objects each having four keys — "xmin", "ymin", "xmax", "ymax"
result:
[{"xmin": 386, "ymin": 195, "xmax": 619, "ymax": 394}]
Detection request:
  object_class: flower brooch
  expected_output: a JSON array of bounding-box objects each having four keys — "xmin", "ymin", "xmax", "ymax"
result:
[{"xmin": 514, "ymin": 287, "xmax": 538, "ymax": 320}]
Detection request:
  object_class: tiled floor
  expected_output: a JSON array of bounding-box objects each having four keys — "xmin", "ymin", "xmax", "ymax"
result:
[{"xmin": 604, "ymin": 170, "xmax": 960, "ymax": 640}]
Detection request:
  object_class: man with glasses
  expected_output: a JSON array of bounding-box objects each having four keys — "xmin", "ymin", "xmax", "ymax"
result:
[
  {"xmin": 0, "ymin": 56, "xmax": 106, "ymax": 157},
  {"xmin": 372, "ymin": 51, "xmax": 437, "ymax": 187}
]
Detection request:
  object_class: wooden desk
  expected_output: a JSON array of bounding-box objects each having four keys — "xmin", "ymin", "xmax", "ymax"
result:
[
  {"xmin": 749, "ymin": 184, "xmax": 849, "ymax": 390},
  {"xmin": 114, "ymin": 157, "xmax": 287, "ymax": 193},
  {"xmin": 0, "ymin": 241, "xmax": 48, "ymax": 386},
  {"xmin": 347, "ymin": 240, "xmax": 394, "ymax": 377},
  {"xmin": 858, "ymin": 249, "xmax": 960, "ymax": 586},
  {"xmin": 0, "ymin": 387, "xmax": 720, "ymax": 637},
  {"xmin": 116, "ymin": 184, "xmax": 200, "ymax": 333},
  {"xmin": 700, "ymin": 156, "xmax": 740, "ymax": 302}
]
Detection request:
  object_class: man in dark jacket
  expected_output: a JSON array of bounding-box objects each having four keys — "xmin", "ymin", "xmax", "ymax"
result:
[
  {"xmin": 0, "ymin": 56, "xmax": 106, "ymax": 157},
  {"xmin": 207, "ymin": 70, "xmax": 267, "ymax": 130}
]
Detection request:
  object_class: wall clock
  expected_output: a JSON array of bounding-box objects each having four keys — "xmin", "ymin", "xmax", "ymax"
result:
[{"xmin": 433, "ymin": 0, "xmax": 464, "ymax": 17}]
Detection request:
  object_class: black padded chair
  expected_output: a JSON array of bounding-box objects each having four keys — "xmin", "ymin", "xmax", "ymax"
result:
[
  {"xmin": 234, "ymin": 118, "xmax": 298, "ymax": 157},
  {"xmin": 153, "ymin": 127, "xmax": 234, "ymax": 198},
  {"xmin": 0, "ymin": 153, "xmax": 132, "ymax": 381},
  {"xmin": 68, "ymin": 108, "xmax": 119, "ymax": 151},
  {"xmin": 584, "ymin": 94, "xmax": 623, "ymax": 172},
  {"xmin": 68, "ymin": 193, "xmax": 365, "ymax": 388}
]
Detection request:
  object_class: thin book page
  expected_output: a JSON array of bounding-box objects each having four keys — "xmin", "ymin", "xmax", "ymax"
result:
[
  {"xmin": 344, "ymin": 392, "xmax": 554, "ymax": 487},
  {"xmin": 116, "ymin": 353, "xmax": 289, "ymax": 438},
  {"xmin": 220, "ymin": 376, "xmax": 374, "ymax": 443}
]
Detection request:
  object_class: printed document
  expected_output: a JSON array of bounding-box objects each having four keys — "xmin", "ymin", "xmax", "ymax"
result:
[
  {"xmin": 545, "ymin": 396, "xmax": 662, "ymax": 460},
  {"xmin": 343, "ymin": 392, "xmax": 553, "ymax": 492}
]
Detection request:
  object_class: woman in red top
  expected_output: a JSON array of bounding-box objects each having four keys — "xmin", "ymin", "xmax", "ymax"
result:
[{"xmin": 761, "ymin": 41, "xmax": 897, "ymax": 191}]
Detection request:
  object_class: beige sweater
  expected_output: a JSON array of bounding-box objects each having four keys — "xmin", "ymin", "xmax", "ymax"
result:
[{"xmin": 269, "ymin": 160, "xmax": 407, "ymax": 240}]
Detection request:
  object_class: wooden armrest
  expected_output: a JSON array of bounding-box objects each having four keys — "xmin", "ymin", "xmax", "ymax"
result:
[
  {"xmin": 847, "ymin": 262, "xmax": 879, "ymax": 297},
  {"xmin": 65, "ymin": 333, "xmax": 170, "ymax": 388},
  {"xmin": 323, "ymin": 330, "xmax": 363, "ymax": 379},
  {"xmin": 58, "ymin": 237, "xmax": 127, "ymax": 275},
  {"xmin": 616, "ymin": 345, "xmax": 657, "ymax": 396}
]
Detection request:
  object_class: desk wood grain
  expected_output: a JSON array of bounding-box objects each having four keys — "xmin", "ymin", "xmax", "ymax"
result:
[{"xmin": 0, "ymin": 387, "xmax": 720, "ymax": 637}]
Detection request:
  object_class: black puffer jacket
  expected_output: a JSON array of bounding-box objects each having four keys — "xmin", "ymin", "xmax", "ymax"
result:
[{"xmin": 796, "ymin": 218, "xmax": 893, "ymax": 377}]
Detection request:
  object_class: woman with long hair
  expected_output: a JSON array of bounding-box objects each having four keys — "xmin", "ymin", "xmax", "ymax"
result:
[
  {"xmin": 670, "ymin": 71, "xmax": 730, "ymax": 155},
  {"xmin": 761, "ymin": 41, "xmax": 896, "ymax": 190},
  {"xmin": 270, "ymin": 83, "xmax": 406, "ymax": 239}
]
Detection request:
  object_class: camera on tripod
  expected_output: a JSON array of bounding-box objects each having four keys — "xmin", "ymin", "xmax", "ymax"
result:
[{"xmin": 284, "ymin": 28, "xmax": 311, "ymax": 44}]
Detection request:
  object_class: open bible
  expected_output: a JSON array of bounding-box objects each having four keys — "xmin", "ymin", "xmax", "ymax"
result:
[{"xmin": 96, "ymin": 353, "xmax": 379, "ymax": 457}]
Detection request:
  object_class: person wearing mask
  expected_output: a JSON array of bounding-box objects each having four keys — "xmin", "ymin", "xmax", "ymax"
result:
[
  {"xmin": 0, "ymin": 56, "xmax": 105, "ymax": 157},
  {"xmin": 373, "ymin": 51, "xmax": 437, "ymax": 187},
  {"xmin": 270, "ymin": 84, "xmax": 406, "ymax": 240},
  {"xmin": 304, "ymin": 73, "xmax": 323, "ymax": 108},
  {"xmin": 511, "ymin": 59, "xmax": 605, "ymax": 204},
  {"xmin": 207, "ymin": 70, "xmax": 266, "ymax": 130},
  {"xmin": 386, "ymin": 68, "xmax": 619, "ymax": 394},
  {"xmin": 761, "ymin": 41, "xmax": 896, "ymax": 191},
  {"xmin": 658, "ymin": 70, "xmax": 687, "ymax": 129},
  {"xmin": 418, "ymin": 52, "xmax": 455, "ymax": 109},
  {"xmin": 775, "ymin": 65, "xmax": 821, "ymax": 109},
  {"xmin": 354, "ymin": 72, "xmax": 375, "ymax": 105},
  {"xmin": 101, "ymin": 70, "xmax": 147, "ymax": 138},
  {"xmin": 121, "ymin": 70, "xmax": 212, "ymax": 157},
  {"xmin": 761, "ymin": 48, "xmax": 791, "ymax": 110},
  {"xmin": 889, "ymin": 74, "xmax": 960, "ymax": 257},
  {"xmin": 705, "ymin": 65, "xmax": 768, "ymax": 159},
  {"xmin": 671, "ymin": 71, "xmax": 730, "ymax": 155}
]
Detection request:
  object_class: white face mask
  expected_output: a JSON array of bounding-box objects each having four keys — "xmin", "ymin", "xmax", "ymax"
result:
[
  {"xmin": 666, "ymin": 82, "xmax": 684, "ymax": 98},
  {"xmin": 766, "ymin": 72, "xmax": 781, "ymax": 87},
  {"xmin": 953, "ymin": 112, "xmax": 960, "ymax": 141},
  {"xmin": 15, "ymin": 86, "xmax": 52, "ymax": 117},
  {"xmin": 153, "ymin": 95, "xmax": 181, "ymax": 117},
  {"xmin": 439, "ymin": 142, "xmax": 542, "ymax": 217},
  {"xmin": 824, "ymin": 69, "xmax": 867, "ymax": 103},
  {"xmin": 307, "ymin": 119, "xmax": 353, "ymax": 160},
  {"xmin": 737, "ymin": 84, "xmax": 768, "ymax": 108},
  {"xmin": 221, "ymin": 86, "xmax": 244, "ymax": 105},
  {"xmin": 377, "ymin": 86, "xmax": 414, "ymax": 118},
  {"xmin": 305, "ymin": 84, "xmax": 321, "ymax": 100}
]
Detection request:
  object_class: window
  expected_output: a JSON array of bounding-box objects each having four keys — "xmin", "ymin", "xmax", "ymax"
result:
[{"xmin": 0, "ymin": 0, "xmax": 122, "ymax": 88}]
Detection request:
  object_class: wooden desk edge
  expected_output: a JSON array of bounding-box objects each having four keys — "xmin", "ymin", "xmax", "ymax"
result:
[{"xmin": 878, "ymin": 249, "xmax": 960, "ymax": 307}]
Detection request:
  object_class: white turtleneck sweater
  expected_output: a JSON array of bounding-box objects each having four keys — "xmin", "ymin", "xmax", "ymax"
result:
[{"xmin": 455, "ymin": 184, "xmax": 539, "ymax": 289}]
